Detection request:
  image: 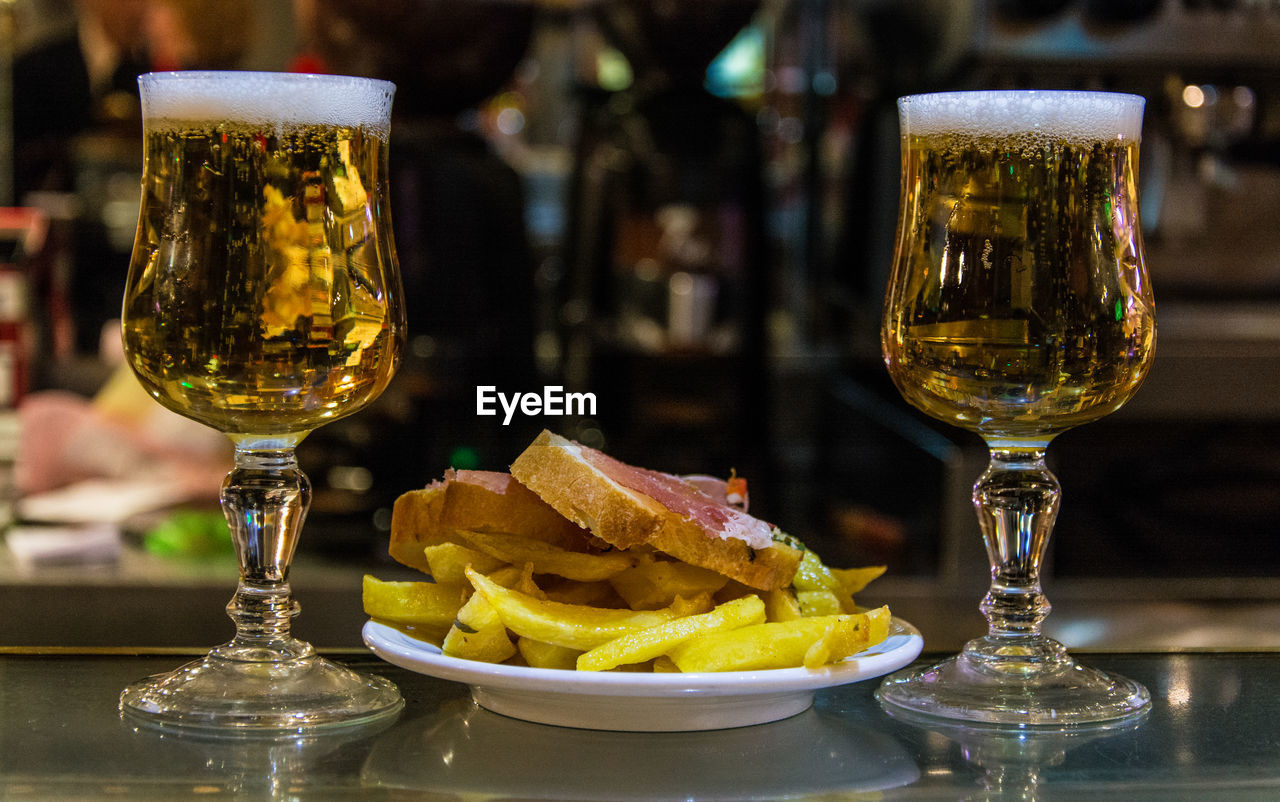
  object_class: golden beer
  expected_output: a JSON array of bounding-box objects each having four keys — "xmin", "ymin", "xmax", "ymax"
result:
[
  {"xmin": 118, "ymin": 72, "xmax": 405, "ymax": 731},
  {"xmin": 123, "ymin": 102, "xmax": 403, "ymax": 437},
  {"xmin": 882, "ymin": 101, "xmax": 1154, "ymax": 441},
  {"xmin": 876, "ymin": 91, "xmax": 1154, "ymax": 725}
]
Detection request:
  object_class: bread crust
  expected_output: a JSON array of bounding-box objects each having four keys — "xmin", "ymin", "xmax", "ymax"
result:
[
  {"xmin": 509, "ymin": 430, "xmax": 802, "ymax": 590},
  {"xmin": 647, "ymin": 520, "xmax": 801, "ymax": 591},
  {"xmin": 388, "ymin": 486, "xmax": 447, "ymax": 572},
  {"xmin": 509, "ymin": 431, "xmax": 665, "ymax": 550},
  {"xmin": 389, "ymin": 469, "xmax": 590, "ymax": 572}
]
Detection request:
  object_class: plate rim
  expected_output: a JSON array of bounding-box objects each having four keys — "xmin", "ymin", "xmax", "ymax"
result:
[{"xmin": 362, "ymin": 616, "xmax": 924, "ymax": 699}]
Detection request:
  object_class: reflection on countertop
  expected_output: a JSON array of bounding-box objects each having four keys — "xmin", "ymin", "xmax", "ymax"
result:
[
  {"xmin": 363, "ymin": 697, "xmax": 918, "ymax": 798},
  {"xmin": 3, "ymin": 650, "xmax": 1280, "ymax": 797}
]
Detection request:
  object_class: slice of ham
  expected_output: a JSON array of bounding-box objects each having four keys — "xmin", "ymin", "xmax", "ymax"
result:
[
  {"xmin": 681, "ymin": 474, "xmax": 749, "ymax": 512},
  {"xmin": 429, "ymin": 469, "xmax": 525, "ymax": 498},
  {"xmin": 450, "ymin": 468, "xmax": 515, "ymax": 494},
  {"xmin": 577, "ymin": 446, "xmax": 775, "ymax": 551}
]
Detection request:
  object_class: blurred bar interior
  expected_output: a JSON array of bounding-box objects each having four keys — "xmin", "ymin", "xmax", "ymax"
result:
[{"xmin": 1, "ymin": 0, "xmax": 1279, "ymax": 650}]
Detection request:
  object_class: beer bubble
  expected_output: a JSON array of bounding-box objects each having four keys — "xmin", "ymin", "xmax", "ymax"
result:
[
  {"xmin": 139, "ymin": 71, "xmax": 394, "ymax": 137},
  {"xmin": 898, "ymin": 90, "xmax": 1144, "ymax": 150}
]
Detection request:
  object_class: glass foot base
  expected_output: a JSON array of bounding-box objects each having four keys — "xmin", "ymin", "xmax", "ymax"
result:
[
  {"xmin": 120, "ymin": 648, "xmax": 404, "ymax": 733},
  {"xmin": 875, "ymin": 648, "xmax": 1150, "ymax": 727}
]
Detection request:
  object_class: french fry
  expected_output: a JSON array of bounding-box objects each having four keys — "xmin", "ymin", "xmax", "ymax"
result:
[
  {"xmin": 457, "ymin": 530, "xmax": 636, "ymax": 582},
  {"xmin": 762, "ymin": 587, "xmax": 803, "ymax": 622},
  {"xmin": 440, "ymin": 564, "xmax": 528, "ymax": 663},
  {"xmin": 833, "ymin": 565, "xmax": 887, "ymax": 613},
  {"xmin": 667, "ymin": 606, "xmax": 891, "ymax": 672},
  {"xmin": 362, "ymin": 575, "xmax": 466, "ymax": 629},
  {"xmin": 540, "ymin": 577, "xmax": 626, "ymax": 607},
  {"xmin": 442, "ymin": 608, "xmax": 518, "ymax": 663},
  {"xmin": 517, "ymin": 637, "xmax": 582, "ymax": 670},
  {"xmin": 802, "ymin": 621, "xmax": 840, "ymax": 669},
  {"xmin": 509, "ymin": 562, "xmax": 547, "ymax": 599},
  {"xmin": 465, "ymin": 567, "xmax": 711, "ymax": 651},
  {"xmin": 577, "ymin": 595, "xmax": 766, "ymax": 671},
  {"xmin": 867, "ymin": 603, "xmax": 892, "ymax": 644},
  {"xmin": 423, "ymin": 542, "xmax": 506, "ymax": 585},
  {"xmin": 832, "ymin": 565, "xmax": 886, "ymax": 596},
  {"xmin": 454, "ymin": 589, "xmax": 502, "ymax": 633},
  {"xmin": 801, "ymin": 607, "xmax": 891, "ymax": 668},
  {"xmin": 609, "ymin": 560, "xmax": 730, "ymax": 609}
]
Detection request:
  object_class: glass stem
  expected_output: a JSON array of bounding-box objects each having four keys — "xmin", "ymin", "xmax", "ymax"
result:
[
  {"xmin": 217, "ymin": 445, "xmax": 313, "ymax": 660},
  {"xmin": 972, "ymin": 444, "xmax": 1061, "ymax": 644}
]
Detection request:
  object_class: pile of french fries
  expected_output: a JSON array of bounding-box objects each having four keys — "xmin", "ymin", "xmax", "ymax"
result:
[{"xmin": 363, "ymin": 530, "xmax": 890, "ymax": 672}]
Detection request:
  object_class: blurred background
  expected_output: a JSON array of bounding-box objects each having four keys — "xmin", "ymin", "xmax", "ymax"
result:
[{"xmin": 1, "ymin": 0, "xmax": 1278, "ymax": 651}]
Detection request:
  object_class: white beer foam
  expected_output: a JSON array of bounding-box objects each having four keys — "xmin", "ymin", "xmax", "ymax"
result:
[
  {"xmin": 138, "ymin": 71, "xmax": 394, "ymax": 135},
  {"xmin": 898, "ymin": 90, "xmax": 1145, "ymax": 144}
]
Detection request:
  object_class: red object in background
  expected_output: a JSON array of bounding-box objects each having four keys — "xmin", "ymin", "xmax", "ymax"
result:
[
  {"xmin": 0, "ymin": 208, "xmax": 49, "ymax": 408},
  {"xmin": 287, "ymin": 53, "xmax": 330, "ymax": 75}
]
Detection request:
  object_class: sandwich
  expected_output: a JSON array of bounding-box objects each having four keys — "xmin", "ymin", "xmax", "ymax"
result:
[
  {"xmin": 509, "ymin": 430, "xmax": 802, "ymax": 590},
  {"xmin": 373, "ymin": 430, "xmax": 889, "ymax": 673},
  {"xmin": 390, "ymin": 430, "xmax": 803, "ymax": 591}
]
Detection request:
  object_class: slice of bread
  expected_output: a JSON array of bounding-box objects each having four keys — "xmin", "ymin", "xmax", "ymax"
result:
[
  {"xmin": 389, "ymin": 469, "xmax": 591, "ymax": 572},
  {"xmin": 509, "ymin": 431, "xmax": 802, "ymax": 590}
]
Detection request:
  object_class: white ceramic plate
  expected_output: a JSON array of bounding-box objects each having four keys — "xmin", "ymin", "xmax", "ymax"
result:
[
  {"xmin": 361, "ymin": 697, "xmax": 922, "ymax": 798},
  {"xmin": 363, "ymin": 617, "xmax": 923, "ymax": 731}
]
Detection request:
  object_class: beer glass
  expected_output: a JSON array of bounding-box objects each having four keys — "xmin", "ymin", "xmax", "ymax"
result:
[
  {"xmin": 119, "ymin": 72, "xmax": 405, "ymax": 730},
  {"xmin": 877, "ymin": 90, "xmax": 1155, "ymax": 725}
]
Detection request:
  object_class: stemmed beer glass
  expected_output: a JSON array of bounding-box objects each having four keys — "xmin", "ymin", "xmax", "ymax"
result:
[
  {"xmin": 877, "ymin": 91, "xmax": 1155, "ymax": 725},
  {"xmin": 118, "ymin": 72, "xmax": 405, "ymax": 730}
]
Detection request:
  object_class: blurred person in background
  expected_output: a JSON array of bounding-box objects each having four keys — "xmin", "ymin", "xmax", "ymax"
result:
[
  {"xmin": 12, "ymin": 0, "xmax": 257, "ymax": 361},
  {"xmin": 12, "ymin": 0, "xmax": 254, "ymax": 507},
  {"xmin": 146, "ymin": 0, "xmax": 259, "ymax": 72},
  {"xmin": 12, "ymin": 0, "xmax": 152, "ymax": 200},
  {"xmin": 11, "ymin": 0, "xmax": 252, "ymax": 197}
]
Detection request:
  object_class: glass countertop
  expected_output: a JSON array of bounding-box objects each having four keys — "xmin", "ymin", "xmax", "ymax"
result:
[{"xmin": 1, "ymin": 649, "xmax": 1277, "ymax": 798}]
